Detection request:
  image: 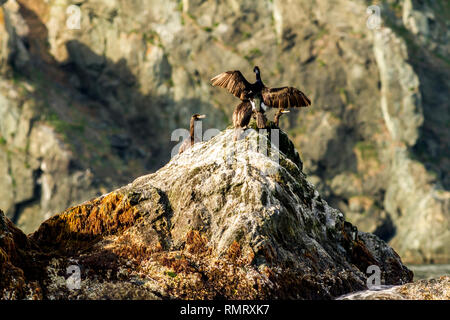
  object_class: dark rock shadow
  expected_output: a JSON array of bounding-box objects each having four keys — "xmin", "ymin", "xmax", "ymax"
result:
[
  {"xmin": 410, "ymin": 58, "xmax": 450, "ymax": 191},
  {"xmin": 62, "ymin": 39, "xmax": 221, "ymax": 173}
]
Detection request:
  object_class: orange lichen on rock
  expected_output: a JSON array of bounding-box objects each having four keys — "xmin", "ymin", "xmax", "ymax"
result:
[
  {"xmin": 158, "ymin": 253, "xmax": 193, "ymax": 274},
  {"xmin": 226, "ymin": 241, "xmax": 241, "ymax": 262},
  {"xmin": 31, "ymin": 192, "xmax": 141, "ymax": 254},
  {"xmin": 185, "ymin": 230, "xmax": 210, "ymax": 255},
  {"xmin": 111, "ymin": 232, "xmax": 158, "ymax": 265}
]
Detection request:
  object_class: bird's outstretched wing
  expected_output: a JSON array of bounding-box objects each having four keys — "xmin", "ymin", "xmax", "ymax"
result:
[
  {"xmin": 210, "ymin": 71, "xmax": 252, "ymax": 100},
  {"xmin": 261, "ymin": 86, "xmax": 311, "ymax": 108}
]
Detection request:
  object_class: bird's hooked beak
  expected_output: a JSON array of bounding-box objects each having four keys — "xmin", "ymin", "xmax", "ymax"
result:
[{"xmin": 197, "ymin": 114, "xmax": 206, "ymax": 119}]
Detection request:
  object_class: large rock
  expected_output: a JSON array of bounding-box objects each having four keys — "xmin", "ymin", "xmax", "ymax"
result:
[
  {"xmin": 0, "ymin": 0, "xmax": 448, "ymax": 263},
  {"xmin": 1, "ymin": 127, "xmax": 413, "ymax": 300}
]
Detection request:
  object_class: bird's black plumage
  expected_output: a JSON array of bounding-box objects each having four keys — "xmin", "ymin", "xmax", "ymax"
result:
[
  {"xmin": 232, "ymin": 101, "xmax": 252, "ymax": 129},
  {"xmin": 211, "ymin": 66, "xmax": 311, "ymax": 129}
]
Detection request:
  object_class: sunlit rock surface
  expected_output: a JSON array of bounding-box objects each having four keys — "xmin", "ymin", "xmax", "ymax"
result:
[
  {"xmin": 1, "ymin": 128, "xmax": 412, "ymax": 299},
  {"xmin": 338, "ymin": 276, "xmax": 449, "ymax": 300}
]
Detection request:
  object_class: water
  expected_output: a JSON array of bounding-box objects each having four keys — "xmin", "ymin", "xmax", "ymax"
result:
[{"xmin": 407, "ymin": 264, "xmax": 450, "ymax": 280}]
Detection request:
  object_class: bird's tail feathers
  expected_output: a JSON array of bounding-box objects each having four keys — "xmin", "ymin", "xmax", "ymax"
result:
[{"xmin": 255, "ymin": 112, "xmax": 266, "ymax": 129}]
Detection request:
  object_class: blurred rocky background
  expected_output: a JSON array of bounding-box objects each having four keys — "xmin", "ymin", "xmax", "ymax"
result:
[{"xmin": 0, "ymin": 0, "xmax": 448, "ymax": 265}]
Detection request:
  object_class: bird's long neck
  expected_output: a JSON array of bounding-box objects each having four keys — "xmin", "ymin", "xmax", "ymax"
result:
[
  {"xmin": 274, "ymin": 111, "xmax": 281, "ymax": 125},
  {"xmin": 190, "ymin": 118, "xmax": 196, "ymax": 144},
  {"xmin": 255, "ymin": 71, "xmax": 262, "ymax": 85}
]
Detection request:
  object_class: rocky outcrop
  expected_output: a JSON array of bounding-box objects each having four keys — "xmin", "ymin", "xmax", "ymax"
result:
[
  {"xmin": 338, "ymin": 276, "xmax": 449, "ymax": 300},
  {"xmin": 1, "ymin": 127, "xmax": 412, "ymax": 299},
  {"xmin": 0, "ymin": 209, "xmax": 43, "ymax": 299},
  {"xmin": 0, "ymin": 0, "xmax": 448, "ymax": 263}
]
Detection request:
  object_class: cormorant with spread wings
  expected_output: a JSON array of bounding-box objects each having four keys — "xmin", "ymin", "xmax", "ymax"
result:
[{"xmin": 211, "ymin": 66, "xmax": 311, "ymax": 129}]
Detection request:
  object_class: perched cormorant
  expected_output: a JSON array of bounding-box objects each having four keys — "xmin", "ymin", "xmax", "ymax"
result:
[
  {"xmin": 274, "ymin": 109, "xmax": 290, "ymax": 127},
  {"xmin": 178, "ymin": 113, "xmax": 206, "ymax": 154},
  {"xmin": 232, "ymin": 100, "xmax": 252, "ymax": 129},
  {"xmin": 211, "ymin": 66, "xmax": 311, "ymax": 129},
  {"xmin": 231, "ymin": 98, "xmax": 267, "ymax": 129}
]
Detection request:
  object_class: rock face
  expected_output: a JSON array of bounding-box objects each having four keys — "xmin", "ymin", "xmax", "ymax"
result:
[
  {"xmin": 338, "ymin": 276, "xmax": 450, "ymax": 300},
  {"xmin": 1, "ymin": 127, "xmax": 412, "ymax": 299},
  {"xmin": 0, "ymin": 0, "xmax": 448, "ymax": 262},
  {"xmin": 0, "ymin": 209, "xmax": 43, "ymax": 299}
]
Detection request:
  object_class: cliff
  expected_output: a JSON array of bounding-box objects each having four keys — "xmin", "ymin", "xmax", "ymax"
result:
[
  {"xmin": 0, "ymin": 0, "xmax": 448, "ymax": 264},
  {"xmin": 0, "ymin": 127, "xmax": 413, "ymax": 299}
]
